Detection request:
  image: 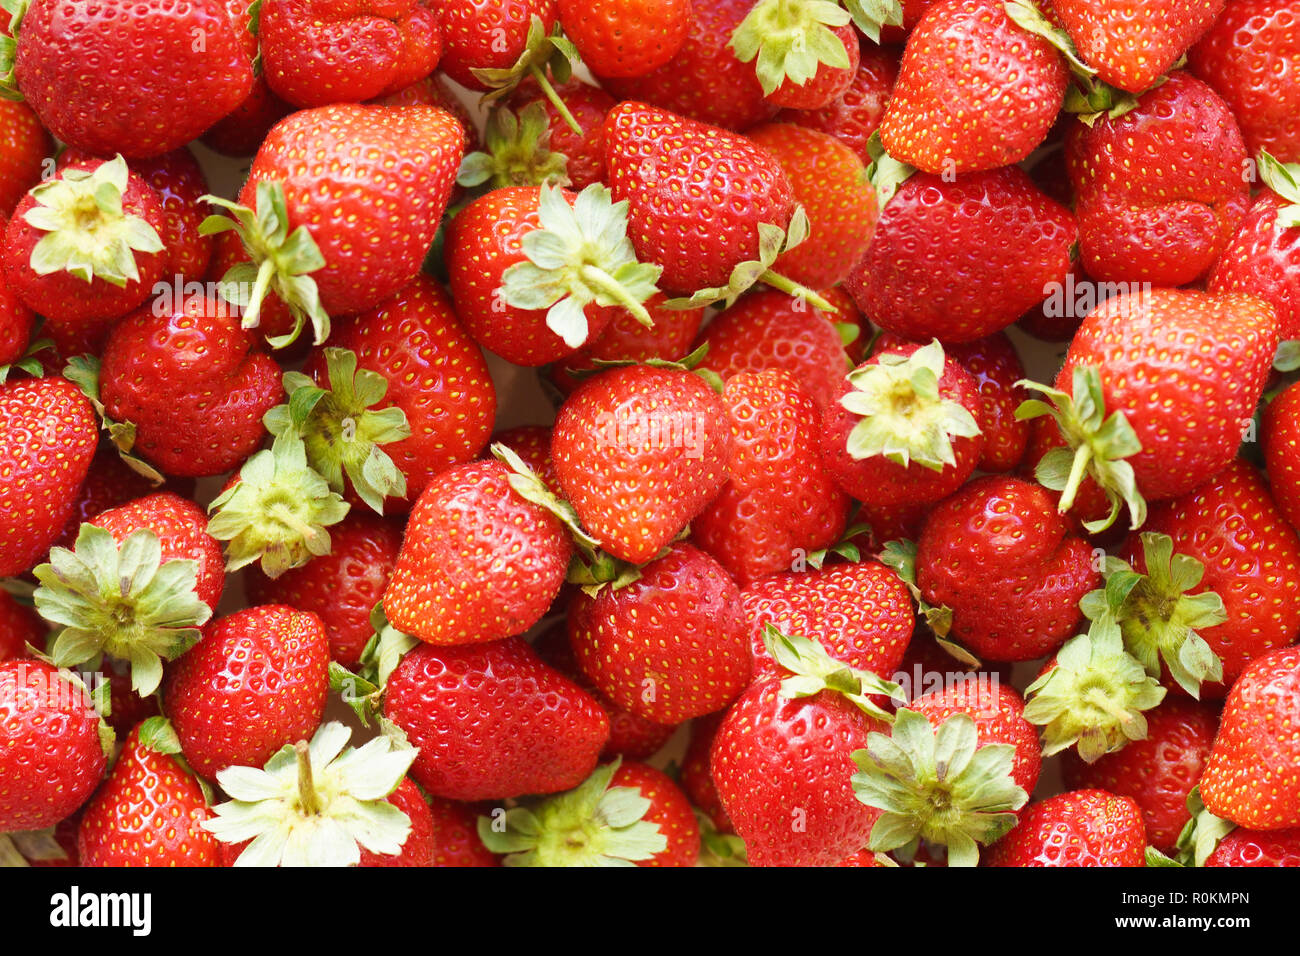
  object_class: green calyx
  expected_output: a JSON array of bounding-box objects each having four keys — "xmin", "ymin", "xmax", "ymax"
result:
[
  {"xmin": 0, "ymin": 0, "xmax": 31, "ymax": 100},
  {"xmin": 500, "ymin": 182, "xmax": 663, "ymax": 347},
  {"xmin": 866, "ymin": 130, "xmax": 915, "ymax": 209},
  {"xmin": 730, "ymin": 0, "xmax": 854, "ymax": 96},
  {"xmin": 850, "ymin": 708, "xmax": 1029, "ymax": 867},
  {"xmin": 1023, "ymin": 627, "xmax": 1166, "ymax": 762},
  {"xmin": 1016, "ymin": 364, "xmax": 1146, "ymax": 532},
  {"xmin": 203, "ymin": 721, "xmax": 418, "ymax": 867},
  {"xmin": 1079, "ymin": 532, "xmax": 1227, "ymax": 698},
  {"xmin": 802, "ymin": 520, "xmax": 872, "ymax": 571},
  {"xmin": 458, "ymin": 103, "xmax": 571, "ymax": 190},
  {"xmin": 843, "ymin": 0, "xmax": 904, "ymax": 43},
  {"xmin": 1172, "ymin": 786, "xmax": 1236, "ymax": 868},
  {"xmin": 22, "ymin": 155, "xmax": 164, "ymax": 288},
  {"xmin": 264, "ymin": 347, "xmax": 411, "ymax": 515},
  {"xmin": 764, "ymin": 623, "xmax": 901, "ymax": 722},
  {"xmin": 841, "ymin": 340, "xmax": 982, "ymax": 472},
  {"xmin": 476, "ymin": 758, "xmax": 668, "ymax": 866},
  {"xmin": 695, "ymin": 809, "xmax": 749, "ymax": 867},
  {"xmin": 876, "ymin": 539, "xmax": 959, "ymax": 646},
  {"xmin": 199, "ymin": 180, "xmax": 329, "ymax": 349},
  {"xmin": 63, "ymin": 354, "xmax": 165, "ymax": 484},
  {"xmin": 0, "ymin": 335, "xmax": 52, "ymax": 385},
  {"xmin": 0, "ymin": 827, "xmax": 69, "ymax": 867},
  {"xmin": 32, "ymin": 524, "xmax": 213, "ymax": 697},
  {"xmin": 1258, "ymin": 151, "xmax": 1300, "ymax": 231},
  {"xmin": 331, "ymin": 602, "xmax": 417, "ymax": 727},
  {"xmin": 472, "ymin": 14, "xmax": 584, "ymax": 136},
  {"xmin": 206, "ymin": 433, "xmax": 351, "ymax": 578}
]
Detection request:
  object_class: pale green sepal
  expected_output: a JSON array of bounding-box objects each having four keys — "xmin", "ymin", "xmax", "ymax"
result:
[
  {"xmin": 730, "ymin": 0, "xmax": 852, "ymax": 96},
  {"xmin": 843, "ymin": 0, "xmax": 903, "ymax": 42},
  {"xmin": 763, "ymin": 624, "xmax": 900, "ymax": 722}
]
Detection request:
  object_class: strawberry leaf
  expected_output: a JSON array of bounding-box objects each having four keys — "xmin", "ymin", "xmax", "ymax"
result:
[{"xmin": 731, "ymin": 0, "xmax": 853, "ymax": 96}]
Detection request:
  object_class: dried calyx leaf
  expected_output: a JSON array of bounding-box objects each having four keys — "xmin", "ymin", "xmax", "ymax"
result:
[
  {"xmin": 472, "ymin": 15, "xmax": 584, "ymax": 135},
  {"xmin": 458, "ymin": 102, "xmax": 571, "ymax": 190},
  {"xmin": 763, "ymin": 623, "xmax": 901, "ymax": 722},
  {"xmin": 730, "ymin": 0, "xmax": 854, "ymax": 96},
  {"xmin": 62, "ymin": 355, "xmax": 165, "ymax": 485}
]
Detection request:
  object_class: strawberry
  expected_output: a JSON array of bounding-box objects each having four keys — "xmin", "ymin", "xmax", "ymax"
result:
[
  {"xmin": 730, "ymin": 1, "xmax": 861, "ymax": 110},
  {"xmin": 0, "ymin": 376, "xmax": 98, "ymax": 577},
  {"xmin": 1053, "ymin": 0, "xmax": 1226, "ymax": 93},
  {"xmin": 382, "ymin": 460, "xmax": 573, "ymax": 646},
  {"xmin": 6, "ymin": 0, "xmax": 253, "ymax": 158},
  {"xmin": 682, "ymin": 712, "xmax": 734, "ymax": 834},
  {"xmin": 163, "ymin": 605, "xmax": 331, "ymax": 779},
  {"xmin": 427, "ymin": 797, "xmax": 500, "ymax": 867},
  {"xmin": 845, "ymin": 166, "xmax": 1076, "ymax": 343},
  {"xmin": 984, "ymin": 789, "xmax": 1147, "ymax": 866},
  {"xmin": 0, "ymin": 590, "xmax": 43, "ymax": 661},
  {"xmin": 1205, "ymin": 828, "xmax": 1300, "ymax": 867},
  {"xmin": 1264, "ymin": 380, "xmax": 1300, "ymax": 530},
  {"xmin": 77, "ymin": 718, "xmax": 219, "ymax": 867},
  {"xmin": 0, "ymin": 213, "xmax": 35, "ymax": 369},
  {"xmin": 945, "ymin": 333, "xmax": 1031, "ymax": 473},
  {"xmin": 0, "ymin": 659, "xmax": 108, "ymax": 832},
  {"xmin": 199, "ymin": 0, "xmax": 294, "ymax": 158},
  {"xmin": 568, "ymin": 542, "xmax": 751, "ymax": 724},
  {"xmin": 1066, "ymin": 71, "xmax": 1250, "ymax": 286},
  {"xmin": 915, "ymin": 475, "xmax": 1099, "ymax": 661},
  {"xmin": 880, "ymin": 0, "xmax": 1068, "ymax": 173},
  {"xmin": 558, "ymin": 0, "xmax": 692, "ymax": 78},
  {"xmin": 382, "ymin": 637, "xmax": 610, "ymax": 800},
  {"xmin": 434, "ymin": 0, "xmax": 556, "ymax": 92},
  {"xmin": 0, "ymin": 99, "xmax": 50, "ymax": 218},
  {"xmin": 356, "ymin": 778, "xmax": 438, "ymax": 868},
  {"xmin": 1199, "ymin": 645, "xmax": 1300, "ymax": 829},
  {"xmin": 488, "ymin": 425, "xmax": 559, "ymax": 486},
  {"xmin": 502, "ymin": 81, "xmax": 617, "ymax": 190},
  {"xmin": 776, "ymin": 44, "xmax": 898, "ymax": 162},
  {"xmin": 260, "ymin": 0, "xmax": 443, "ymax": 108},
  {"xmin": 551, "ymin": 363, "xmax": 732, "ymax": 565},
  {"xmin": 1190, "ymin": 0, "xmax": 1300, "ymax": 161}
]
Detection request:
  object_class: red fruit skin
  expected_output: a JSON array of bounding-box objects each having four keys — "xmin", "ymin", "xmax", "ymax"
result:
[
  {"xmin": 741, "ymin": 561, "xmax": 915, "ymax": 683},
  {"xmin": 693, "ymin": 370, "xmax": 851, "ymax": 586},
  {"xmin": 89, "ymin": 492, "xmax": 226, "ymax": 613},
  {"xmin": 99, "ymin": 297, "xmax": 283, "ymax": 478},
  {"xmin": 596, "ymin": 0, "xmax": 778, "ymax": 131},
  {"xmin": 0, "ymin": 214, "xmax": 35, "ymax": 367},
  {"xmin": 303, "ymin": 275, "xmax": 496, "ymax": 510},
  {"xmin": 488, "ymin": 424, "xmax": 558, "ymax": 487},
  {"xmin": 612, "ymin": 762, "xmax": 701, "ymax": 867},
  {"xmin": 509, "ymin": 80, "xmax": 617, "ymax": 191},
  {"xmin": 445, "ymin": 186, "xmax": 616, "ymax": 366},
  {"xmin": 767, "ymin": 23, "xmax": 860, "ymax": 110},
  {"xmin": 746, "ymin": 123, "xmax": 877, "ymax": 290},
  {"xmin": 881, "ymin": 0, "xmax": 1068, "ymax": 173},
  {"xmin": 382, "ymin": 638, "xmax": 610, "ymax": 801},
  {"xmin": 427, "ymin": 796, "xmax": 500, "ymax": 866},
  {"xmin": 242, "ymin": 103, "xmax": 464, "ymax": 316},
  {"xmin": 917, "ymin": 476, "xmax": 1100, "ymax": 662},
  {"xmin": 1200, "ymin": 645, "xmax": 1300, "ymax": 829},
  {"xmin": 262, "ymin": 0, "xmax": 442, "ymax": 108},
  {"xmin": 0, "ymin": 659, "xmax": 106, "ymax": 832},
  {"xmin": 1264, "ymin": 381, "xmax": 1300, "ymax": 531},
  {"xmin": 1057, "ymin": 289, "xmax": 1279, "ymax": 503},
  {"xmin": 710, "ymin": 678, "xmax": 889, "ymax": 867},
  {"xmin": 845, "ymin": 167, "xmax": 1076, "ymax": 343},
  {"xmin": 357, "ymin": 778, "xmax": 437, "ymax": 868},
  {"xmin": 0, "ymin": 100, "xmax": 52, "ymax": 219},
  {"xmin": 1205, "ymin": 828, "xmax": 1300, "ymax": 866},
  {"xmin": 163, "ymin": 606, "xmax": 331, "ymax": 779},
  {"xmin": 681, "ymin": 712, "xmax": 733, "ymax": 834},
  {"xmin": 777, "ymin": 45, "xmax": 898, "ymax": 163},
  {"xmin": 891, "ymin": 633, "xmax": 1013, "ymax": 705},
  {"xmin": 1062, "ymin": 699, "xmax": 1219, "ymax": 853},
  {"xmin": 14, "ymin": 0, "xmax": 253, "ymax": 158},
  {"xmin": 0, "ymin": 591, "xmax": 44, "ymax": 662},
  {"xmin": 247, "ymin": 513, "xmax": 403, "ymax": 669},
  {"xmin": 1190, "ymin": 0, "xmax": 1300, "ymax": 161},
  {"xmin": 435, "ymin": 0, "xmax": 556, "ymax": 91},
  {"xmin": 568, "ymin": 543, "xmax": 751, "ymax": 725},
  {"xmin": 77, "ymin": 723, "xmax": 220, "ymax": 867},
  {"xmin": 102, "ymin": 660, "xmax": 162, "ymax": 736},
  {"xmin": 201, "ymin": 0, "xmax": 294, "ymax": 164},
  {"xmin": 56, "ymin": 451, "xmax": 195, "ymax": 550},
  {"xmin": 946, "ymin": 333, "xmax": 1030, "ymax": 473},
  {"xmin": 985, "ymin": 789, "xmax": 1147, "ymax": 867},
  {"xmin": 382, "ymin": 461, "xmax": 573, "ymax": 646},
  {"xmin": 0, "ymin": 377, "xmax": 99, "ymax": 578},
  {"xmin": 604, "ymin": 102, "xmax": 795, "ymax": 295},
  {"xmin": 1053, "ymin": 0, "xmax": 1226, "ymax": 93},
  {"xmin": 821, "ymin": 342, "xmax": 985, "ymax": 508},
  {"xmin": 558, "ymin": 0, "xmax": 692, "ymax": 79},
  {"xmin": 1211, "ymin": 191, "xmax": 1300, "ymax": 341},
  {"xmin": 550, "ymin": 364, "xmax": 732, "ymax": 565},
  {"xmin": 1068, "ymin": 72, "xmax": 1250, "ymax": 286}
]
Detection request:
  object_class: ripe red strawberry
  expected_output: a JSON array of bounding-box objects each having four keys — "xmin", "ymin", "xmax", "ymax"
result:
[
  {"xmin": 0, "ymin": 659, "xmax": 107, "ymax": 832},
  {"xmin": 946, "ymin": 333, "xmax": 1031, "ymax": 473},
  {"xmin": 382, "ymin": 637, "xmax": 610, "ymax": 800},
  {"xmin": 551, "ymin": 363, "xmax": 732, "ymax": 565},
  {"xmin": 427, "ymin": 797, "xmax": 500, "ymax": 867},
  {"xmin": 1066, "ymin": 72, "xmax": 1250, "ymax": 286},
  {"xmin": 77, "ymin": 719, "xmax": 219, "ymax": 867},
  {"xmin": 745, "ymin": 123, "xmax": 877, "ymax": 290},
  {"xmin": 0, "ymin": 591, "xmax": 43, "ymax": 661},
  {"xmin": 163, "ymin": 605, "xmax": 330, "ymax": 779},
  {"xmin": 0, "ymin": 376, "xmax": 98, "ymax": 577},
  {"xmin": 985, "ymin": 789, "xmax": 1147, "ymax": 866},
  {"xmin": 1264, "ymin": 381, "xmax": 1300, "ymax": 530},
  {"xmin": 1190, "ymin": 0, "xmax": 1300, "ymax": 161},
  {"xmin": 358, "ymin": 779, "xmax": 438, "ymax": 868},
  {"xmin": 0, "ymin": 99, "xmax": 51, "ymax": 218},
  {"xmin": 54, "ymin": 450, "xmax": 193, "ymax": 550},
  {"xmin": 845, "ymin": 166, "xmax": 1076, "ymax": 343},
  {"xmin": 916, "ymin": 475, "xmax": 1099, "ymax": 661},
  {"xmin": 730, "ymin": 2, "xmax": 860, "ymax": 110},
  {"xmin": 0, "ymin": 213, "xmax": 35, "ymax": 369},
  {"xmin": 558, "ymin": 0, "xmax": 691, "ymax": 78},
  {"xmin": 1062, "ymin": 699, "xmax": 1219, "ymax": 852},
  {"xmin": 488, "ymin": 425, "xmax": 558, "ymax": 486},
  {"xmin": 550, "ymin": 295, "xmax": 706, "ymax": 394},
  {"xmin": 596, "ymin": 0, "xmax": 777, "ymax": 131},
  {"xmin": 1053, "ymin": 0, "xmax": 1226, "ymax": 93},
  {"xmin": 569, "ymin": 542, "xmax": 751, "ymax": 724},
  {"xmin": 505, "ymin": 80, "xmax": 617, "ymax": 191},
  {"xmin": 434, "ymin": 0, "xmax": 556, "ymax": 91},
  {"xmin": 261, "ymin": 0, "xmax": 442, "ymax": 108},
  {"xmin": 880, "ymin": 0, "xmax": 1068, "ymax": 173},
  {"xmin": 383, "ymin": 460, "xmax": 573, "ymax": 646},
  {"xmin": 821, "ymin": 340, "xmax": 985, "ymax": 508},
  {"xmin": 97, "ymin": 294, "xmax": 283, "ymax": 478},
  {"xmin": 1205, "ymin": 828, "xmax": 1300, "ymax": 867},
  {"xmin": 682, "ymin": 712, "xmax": 733, "ymax": 834},
  {"xmin": 776, "ymin": 44, "xmax": 899, "ymax": 163},
  {"xmin": 9, "ymin": 0, "xmax": 253, "ymax": 158}
]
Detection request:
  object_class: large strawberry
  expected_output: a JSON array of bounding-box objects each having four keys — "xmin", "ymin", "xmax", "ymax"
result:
[
  {"xmin": 558, "ymin": 0, "xmax": 691, "ymax": 79},
  {"xmin": 984, "ymin": 789, "xmax": 1147, "ymax": 866}
]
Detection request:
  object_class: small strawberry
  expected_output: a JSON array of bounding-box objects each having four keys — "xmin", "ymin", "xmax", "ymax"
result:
[
  {"xmin": 776, "ymin": 44, "xmax": 899, "ymax": 162},
  {"xmin": 682, "ymin": 713, "xmax": 734, "ymax": 835},
  {"xmin": 0, "ymin": 99, "xmax": 51, "ymax": 218},
  {"xmin": 558, "ymin": 0, "xmax": 692, "ymax": 79},
  {"xmin": 984, "ymin": 789, "xmax": 1147, "ymax": 866},
  {"xmin": 730, "ymin": 0, "xmax": 861, "ymax": 110},
  {"xmin": 946, "ymin": 333, "xmax": 1032, "ymax": 473}
]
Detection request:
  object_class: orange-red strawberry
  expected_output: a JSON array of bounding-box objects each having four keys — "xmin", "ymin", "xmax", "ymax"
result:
[
  {"xmin": 0, "ymin": 99, "xmax": 50, "ymax": 219},
  {"xmin": 776, "ymin": 44, "xmax": 898, "ymax": 162},
  {"xmin": 984, "ymin": 789, "xmax": 1147, "ymax": 866},
  {"xmin": 558, "ymin": 0, "xmax": 692, "ymax": 78}
]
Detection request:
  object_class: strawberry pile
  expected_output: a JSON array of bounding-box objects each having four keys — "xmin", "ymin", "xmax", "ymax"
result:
[{"xmin": 0, "ymin": 0, "xmax": 1298, "ymax": 870}]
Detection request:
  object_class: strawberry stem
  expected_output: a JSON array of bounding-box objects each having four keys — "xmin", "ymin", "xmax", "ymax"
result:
[
  {"xmin": 579, "ymin": 264, "xmax": 654, "ymax": 327},
  {"xmin": 758, "ymin": 269, "xmax": 836, "ymax": 312},
  {"xmin": 242, "ymin": 256, "xmax": 277, "ymax": 331},
  {"xmin": 528, "ymin": 65, "xmax": 583, "ymax": 136},
  {"xmin": 295, "ymin": 741, "xmax": 320, "ymax": 817},
  {"xmin": 1057, "ymin": 443, "xmax": 1093, "ymax": 514}
]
